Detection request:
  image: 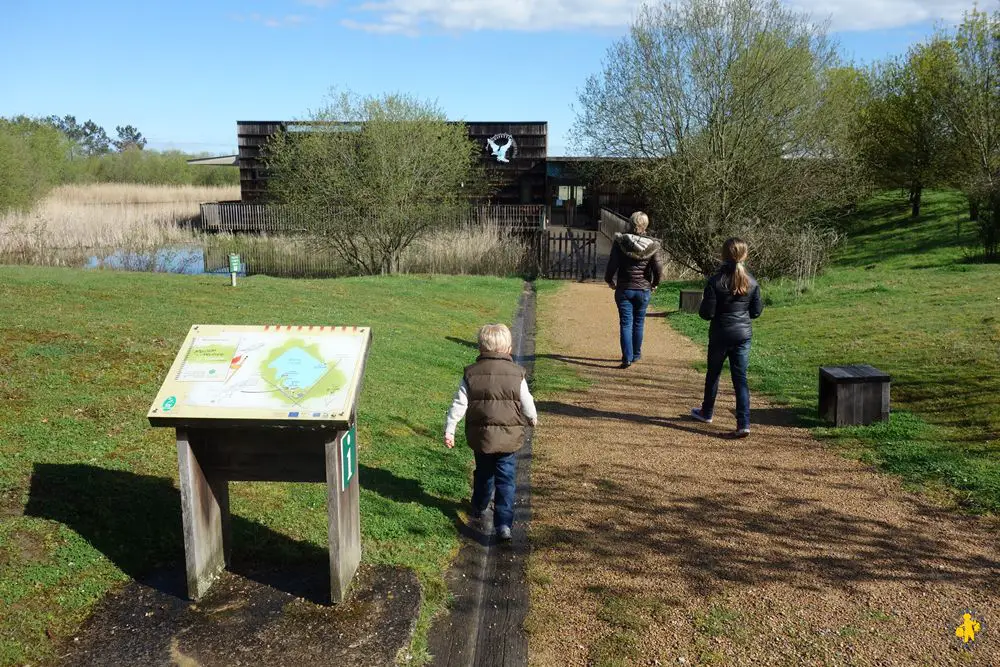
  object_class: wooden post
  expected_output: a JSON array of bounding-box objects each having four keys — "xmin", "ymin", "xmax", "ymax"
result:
[
  {"xmin": 326, "ymin": 428, "xmax": 361, "ymax": 603},
  {"xmin": 679, "ymin": 289, "xmax": 703, "ymax": 313},
  {"xmin": 176, "ymin": 428, "xmax": 231, "ymax": 599}
]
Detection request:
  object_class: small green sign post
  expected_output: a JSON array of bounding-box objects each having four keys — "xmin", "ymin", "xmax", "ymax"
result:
[
  {"xmin": 340, "ymin": 427, "xmax": 357, "ymax": 491},
  {"xmin": 228, "ymin": 253, "xmax": 241, "ymax": 287}
]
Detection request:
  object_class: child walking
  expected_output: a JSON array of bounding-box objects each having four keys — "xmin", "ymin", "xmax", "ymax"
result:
[
  {"xmin": 690, "ymin": 238, "xmax": 764, "ymax": 438},
  {"xmin": 444, "ymin": 323, "xmax": 537, "ymax": 541}
]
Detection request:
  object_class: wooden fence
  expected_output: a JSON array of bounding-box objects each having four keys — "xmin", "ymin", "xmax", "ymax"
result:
[
  {"xmin": 197, "ymin": 202, "xmax": 547, "ymax": 234},
  {"xmin": 535, "ymin": 230, "xmax": 598, "ymax": 281},
  {"xmin": 205, "ymin": 228, "xmax": 598, "ymax": 281}
]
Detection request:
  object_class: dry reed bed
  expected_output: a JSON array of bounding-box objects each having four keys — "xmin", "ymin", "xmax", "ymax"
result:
[
  {"xmin": 0, "ymin": 185, "xmax": 532, "ymax": 277},
  {"xmin": 0, "ymin": 184, "xmax": 239, "ymax": 259}
]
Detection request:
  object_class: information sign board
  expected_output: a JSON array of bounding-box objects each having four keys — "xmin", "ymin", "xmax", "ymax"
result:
[{"xmin": 148, "ymin": 324, "xmax": 372, "ymax": 428}]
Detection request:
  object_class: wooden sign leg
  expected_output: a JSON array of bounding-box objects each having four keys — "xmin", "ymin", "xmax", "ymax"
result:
[
  {"xmin": 325, "ymin": 431, "xmax": 361, "ymax": 604},
  {"xmin": 177, "ymin": 428, "xmax": 230, "ymax": 599}
]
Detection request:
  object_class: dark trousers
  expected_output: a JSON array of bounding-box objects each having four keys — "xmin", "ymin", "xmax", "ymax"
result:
[
  {"xmin": 472, "ymin": 451, "xmax": 518, "ymax": 529},
  {"xmin": 615, "ymin": 288, "xmax": 651, "ymax": 363},
  {"xmin": 701, "ymin": 338, "xmax": 752, "ymax": 430}
]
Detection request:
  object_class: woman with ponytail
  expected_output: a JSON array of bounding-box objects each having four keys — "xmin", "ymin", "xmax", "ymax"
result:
[{"xmin": 690, "ymin": 238, "xmax": 763, "ymax": 438}]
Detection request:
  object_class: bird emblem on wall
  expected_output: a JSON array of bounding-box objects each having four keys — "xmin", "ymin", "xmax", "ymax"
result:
[{"xmin": 487, "ymin": 134, "xmax": 516, "ymax": 163}]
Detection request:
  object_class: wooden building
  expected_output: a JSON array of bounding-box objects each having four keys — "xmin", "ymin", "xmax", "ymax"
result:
[{"xmin": 202, "ymin": 120, "xmax": 647, "ymax": 229}]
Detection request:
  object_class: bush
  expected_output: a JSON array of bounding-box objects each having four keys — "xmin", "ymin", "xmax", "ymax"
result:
[
  {"xmin": 0, "ymin": 117, "xmax": 70, "ymax": 212},
  {"xmin": 71, "ymin": 149, "xmax": 238, "ymax": 187},
  {"xmin": 735, "ymin": 221, "xmax": 842, "ymax": 288}
]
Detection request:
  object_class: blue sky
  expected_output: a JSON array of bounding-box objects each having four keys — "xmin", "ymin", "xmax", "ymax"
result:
[{"xmin": 0, "ymin": 0, "xmax": 981, "ymax": 156}]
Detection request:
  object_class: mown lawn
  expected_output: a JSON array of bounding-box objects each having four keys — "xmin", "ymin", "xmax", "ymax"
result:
[
  {"xmin": 0, "ymin": 267, "xmax": 524, "ymax": 666},
  {"xmin": 656, "ymin": 190, "xmax": 1000, "ymax": 514}
]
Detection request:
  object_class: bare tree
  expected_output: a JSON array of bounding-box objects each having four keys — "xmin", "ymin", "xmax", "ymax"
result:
[
  {"xmin": 572, "ymin": 0, "xmax": 866, "ymax": 274},
  {"xmin": 265, "ymin": 91, "xmax": 486, "ymax": 274}
]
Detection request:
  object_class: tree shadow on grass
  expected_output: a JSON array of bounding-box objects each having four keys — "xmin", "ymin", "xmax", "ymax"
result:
[
  {"xmin": 25, "ymin": 462, "xmax": 480, "ymax": 603},
  {"xmin": 24, "ymin": 463, "xmax": 332, "ymax": 602}
]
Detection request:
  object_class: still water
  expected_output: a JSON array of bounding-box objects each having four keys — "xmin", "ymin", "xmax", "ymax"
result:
[{"xmin": 86, "ymin": 246, "xmax": 237, "ymax": 275}]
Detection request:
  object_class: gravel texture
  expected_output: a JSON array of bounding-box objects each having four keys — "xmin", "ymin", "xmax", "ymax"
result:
[{"xmin": 527, "ymin": 282, "xmax": 999, "ymax": 667}]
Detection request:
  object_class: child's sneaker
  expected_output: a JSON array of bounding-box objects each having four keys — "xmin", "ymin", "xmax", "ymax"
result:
[
  {"xmin": 690, "ymin": 408, "xmax": 712, "ymax": 423},
  {"xmin": 731, "ymin": 428, "xmax": 750, "ymax": 439},
  {"xmin": 496, "ymin": 525, "xmax": 512, "ymax": 541}
]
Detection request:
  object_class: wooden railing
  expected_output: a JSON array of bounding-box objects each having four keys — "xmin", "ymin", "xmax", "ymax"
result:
[
  {"xmin": 599, "ymin": 207, "xmax": 630, "ymax": 240},
  {"xmin": 198, "ymin": 202, "xmax": 547, "ymax": 234}
]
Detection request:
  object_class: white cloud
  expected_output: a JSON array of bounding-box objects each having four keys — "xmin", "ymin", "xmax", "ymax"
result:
[
  {"xmin": 342, "ymin": 0, "xmax": 644, "ymax": 33},
  {"xmin": 788, "ymin": 0, "xmax": 977, "ymax": 32},
  {"xmin": 338, "ymin": 0, "xmax": 981, "ymax": 35},
  {"xmin": 232, "ymin": 12, "xmax": 307, "ymax": 28}
]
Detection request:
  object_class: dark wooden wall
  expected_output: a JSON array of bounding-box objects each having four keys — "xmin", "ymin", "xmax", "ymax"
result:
[
  {"xmin": 465, "ymin": 122, "xmax": 548, "ymax": 206},
  {"xmin": 237, "ymin": 121, "xmax": 286, "ymax": 202},
  {"xmin": 236, "ymin": 120, "xmax": 550, "ymax": 205}
]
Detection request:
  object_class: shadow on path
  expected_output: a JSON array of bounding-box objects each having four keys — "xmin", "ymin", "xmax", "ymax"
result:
[{"xmin": 537, "ymin": 400, "xmax": 724, "ymax": 439}]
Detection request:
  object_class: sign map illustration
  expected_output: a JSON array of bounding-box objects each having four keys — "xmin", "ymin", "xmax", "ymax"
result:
[{"xmin": 148, "ymin": 325, "xmax": 371, "ymax": 426}]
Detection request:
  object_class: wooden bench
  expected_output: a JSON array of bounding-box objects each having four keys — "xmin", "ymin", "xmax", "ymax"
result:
[
  {"xmin": 679, "ymin": 289, "xmax": 703, "ymax": 313},
  {"xmin": 818, "ymin": 365, "xmax": 891, "ymax": 427}
]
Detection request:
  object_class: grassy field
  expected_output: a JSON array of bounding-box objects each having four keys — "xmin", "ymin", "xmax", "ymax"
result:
[
  {"xmin": 656, "ymin": 189, "xmax": 1000, "ymax": 514},
  {"xmin": 0, "ymin": 267, "xmax": 524, "ymax": 665}
]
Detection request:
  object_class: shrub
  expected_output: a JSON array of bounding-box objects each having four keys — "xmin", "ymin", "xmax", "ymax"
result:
[{"xmin": 0, "ymin": 117, "xmax": 70, "ymax": 212}]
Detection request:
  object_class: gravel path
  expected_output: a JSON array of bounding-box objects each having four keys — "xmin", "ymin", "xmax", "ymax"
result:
[{"xmin": 527, "ymin": 282, "xmax": 999, "ymax": 666}]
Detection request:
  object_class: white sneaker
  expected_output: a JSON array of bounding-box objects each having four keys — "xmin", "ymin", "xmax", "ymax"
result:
[
  {"xmin": 690, "ymin": 408, "xmax": 712, "ymax": 423},
  {"xmin": 731, "ymin": 428, "xmax": 750, "ymax": 439}
]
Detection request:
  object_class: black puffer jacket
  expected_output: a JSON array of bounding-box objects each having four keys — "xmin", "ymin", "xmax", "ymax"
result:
[
  {"xmin": 699, "ymin": 264, "xmax": 764, "ymax": 343},
  {"xmin": 605, "ymin": 233, "xmax": 664, "ymax": 292}
]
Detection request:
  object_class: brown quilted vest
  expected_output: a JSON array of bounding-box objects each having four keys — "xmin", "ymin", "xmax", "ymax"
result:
[{"xmin": 464, "ymin": 354, "xmax": 526, "ymax": 454}]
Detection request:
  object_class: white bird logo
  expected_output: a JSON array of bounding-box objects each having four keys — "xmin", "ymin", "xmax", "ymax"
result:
[{"xmin": 487, "ymin": 135, "xmax": 514, "ymax": 163}]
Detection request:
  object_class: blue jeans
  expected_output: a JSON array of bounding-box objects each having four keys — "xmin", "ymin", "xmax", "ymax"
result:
[
  {"xmin": 615, "ymin": 289, "xmax": 651, "ymax": 363},
  {"xmin": 472, "ymin": 451, "xmax": 518, "ymax": 530},
  {"xmin": 701, "ymin": 338, "xmax": 752, "ymax": 430}
]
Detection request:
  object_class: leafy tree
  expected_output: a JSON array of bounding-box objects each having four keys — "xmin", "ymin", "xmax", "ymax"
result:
[
  {"xmin": 936, "ymin": 8, "xmax": 1000, "ymax": 259},
  {"xmin": 264, "ymin": 91, "xmax": 485, "ymax": 274},
  {"xmin": 113, "ymin": 124, "xmax": 147, "ymax": 152},
  {"xmin": 572, "ymin": 0, "xmax": 866, "ymax": 274},
  {"xmin": 859, "ymin": 40, "xmax": 959, "ymax": 218},
  {"xmin": 45, "ymin": 115, "xmax": 111, "ymax": 157}
]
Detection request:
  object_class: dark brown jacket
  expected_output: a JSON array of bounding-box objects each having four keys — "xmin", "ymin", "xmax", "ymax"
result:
[
  {"xmin": 605, "ymin": 233, "xmax": 664, "ymax": 292},
  {"xmin": 464, "ymin": 354, "xmax": 527, "ymax": 454}
]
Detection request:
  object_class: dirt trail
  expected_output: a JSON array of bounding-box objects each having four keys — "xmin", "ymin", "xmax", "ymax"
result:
[{"xmin": 527, "ymin": 282, "xmax": 999, "ymax": 667}]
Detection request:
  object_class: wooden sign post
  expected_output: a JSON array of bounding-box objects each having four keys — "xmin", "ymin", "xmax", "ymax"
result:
[{"xmin": 147, "ymin": 324, "xmax": 372, "ymax": 603}]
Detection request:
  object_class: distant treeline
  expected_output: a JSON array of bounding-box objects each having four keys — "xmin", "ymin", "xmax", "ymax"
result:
[{"xmin": 0, "ymin": 115, "xmax": 237, "ymax": 213}]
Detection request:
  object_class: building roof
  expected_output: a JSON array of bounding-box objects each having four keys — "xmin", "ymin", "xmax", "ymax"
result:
[{"xmin": 186, "ymin": 155, "xmax": 239, "ymax": 166}]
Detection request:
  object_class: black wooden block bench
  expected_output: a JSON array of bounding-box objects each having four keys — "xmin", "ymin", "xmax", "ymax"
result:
[
  {"xmin": 679, "ymin": 289, "xmax": 702, "ymax": 313},
  {"xmin": 818, "ymin": 365, "xmax": 891, "ymax": 427}
]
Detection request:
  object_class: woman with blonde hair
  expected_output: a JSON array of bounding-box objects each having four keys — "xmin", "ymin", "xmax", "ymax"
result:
[
  {"xmin": 604, "ymin": 211, "xmax": 664, "ymax": 368},
  {"xmin": 690, "ymin": 237, "xmax": 763, "ymax": 438}
]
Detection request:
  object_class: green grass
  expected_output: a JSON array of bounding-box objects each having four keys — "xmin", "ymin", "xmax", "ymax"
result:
[
  {"xmin": 655, "ymin": 189, "xmax": 1000, "ymax": 514},
  {"xmin": 0, "ymin": 267, "xmax": 524, "ymax": 666}
]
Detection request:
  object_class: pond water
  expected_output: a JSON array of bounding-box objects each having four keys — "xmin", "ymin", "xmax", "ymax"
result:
[{"xmin": 86, "ymin": 246, "xmax": 237, "ymax": 276}]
